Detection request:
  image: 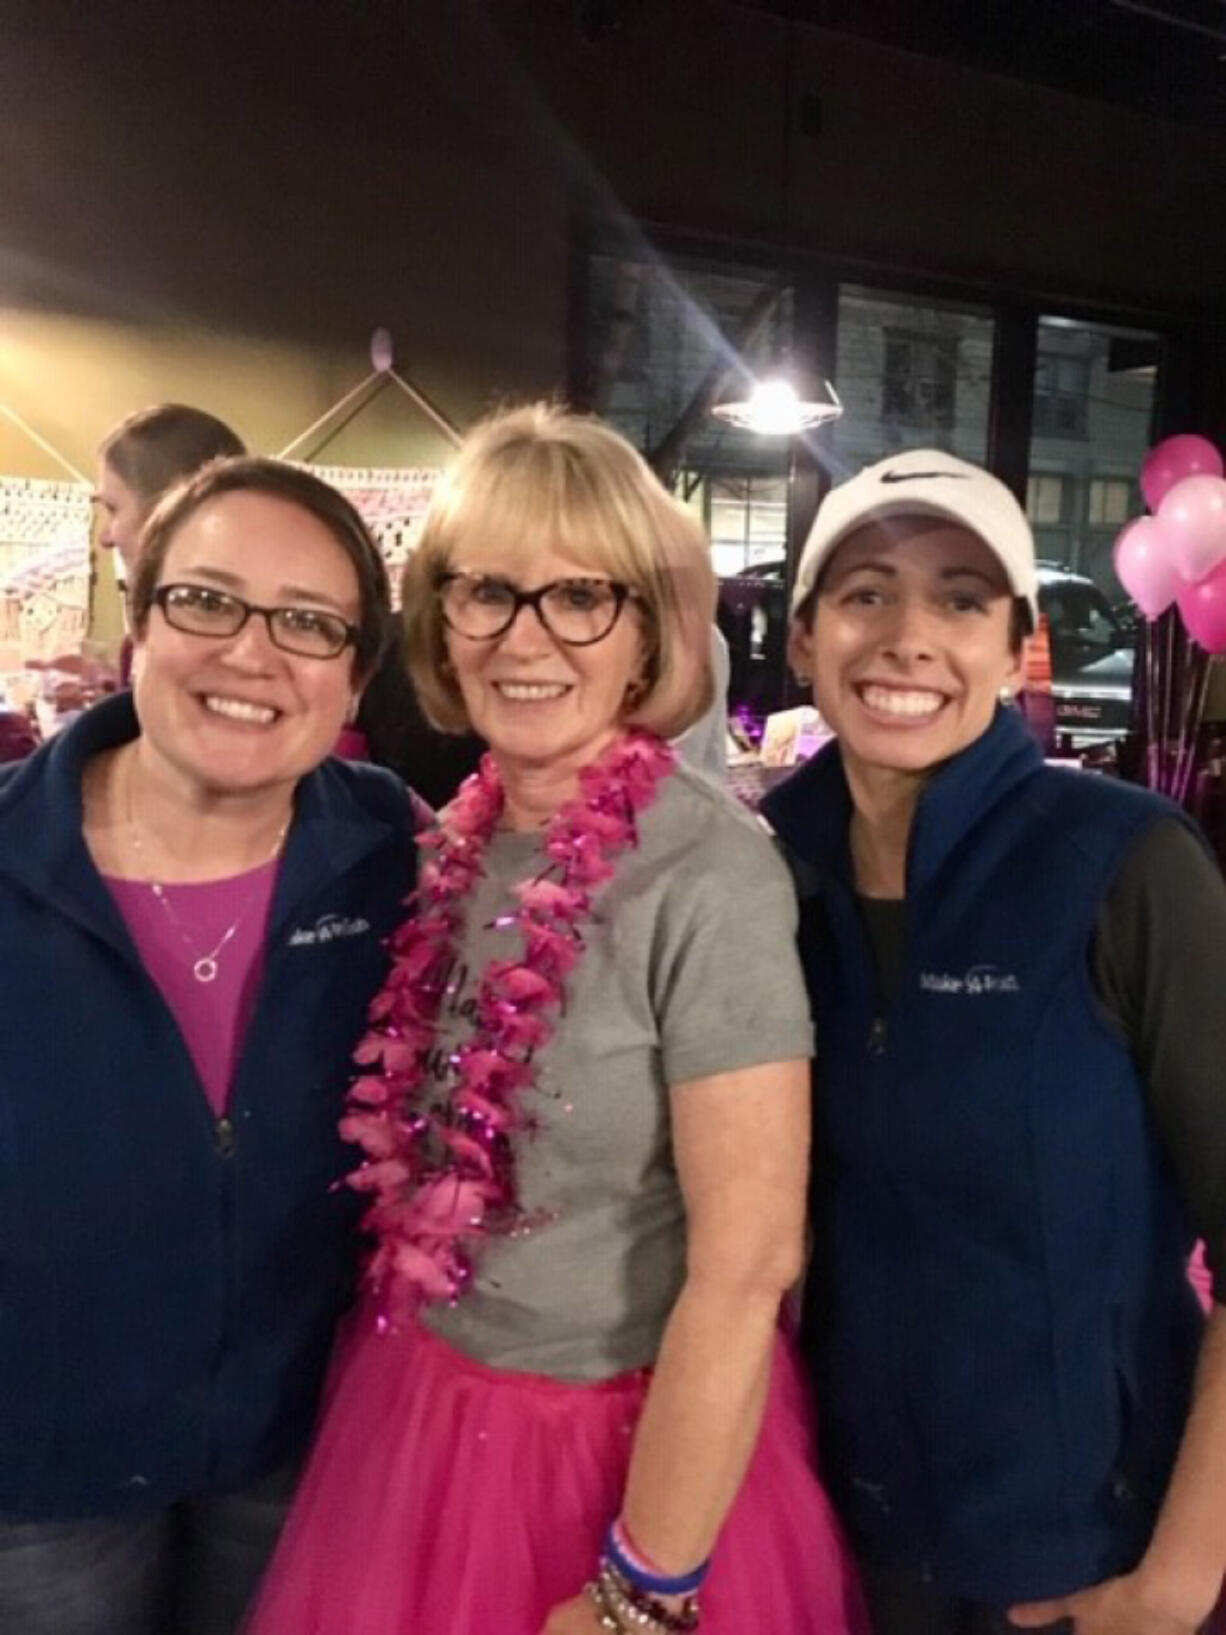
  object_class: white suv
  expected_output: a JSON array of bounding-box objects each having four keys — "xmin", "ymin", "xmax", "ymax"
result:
[{"xmin": 1037, "ymin": 564, "xmax": 1135, "ymax": 743}]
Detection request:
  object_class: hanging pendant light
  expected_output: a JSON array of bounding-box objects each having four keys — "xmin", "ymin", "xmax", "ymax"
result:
[
  {"xmin": 710, "ymin": 13, "xmax": 843, "ymax": 441},
  {"xmin": 711, "ymin": 373, "xmax": 842, "ymax": 436}
]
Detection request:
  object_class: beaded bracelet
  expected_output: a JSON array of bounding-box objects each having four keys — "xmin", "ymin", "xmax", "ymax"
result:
[
  {"xmin": 604, "ymin": 1556, "xmax": 699, "ymax": 1635},
  {"xmin": 593, "ymin": 1561, "xmax": 701, "ymax": 1633},
  {"xmin": 604, "ymin": 1519, "xmax": 710, "ymax": 1597},
  {"xmin": 584, "ymin": 1579, "xmax": 624, "ymax": 1633}
]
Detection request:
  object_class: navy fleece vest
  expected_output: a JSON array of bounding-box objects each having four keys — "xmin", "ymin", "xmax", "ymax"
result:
[
  {"xmin": 762, "ymin": 710, "xmax": 1205, "ymax": 1605},
  {"xmin": 0, "ymin": 694, "xmax": 415, "ymax": 1518}
]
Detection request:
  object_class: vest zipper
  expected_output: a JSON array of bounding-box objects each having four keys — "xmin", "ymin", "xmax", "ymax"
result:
[
  {"xmin": 213, "ymin": 1115, "xmax": 238, "ymax": 1158},
  {"xmin": 208, "ymin": 1113, "xmax": 240, "ymax": 1480},
  {"xmin": 867, "ymin": 1016, "xmax": 888, "ymax": 1057}
]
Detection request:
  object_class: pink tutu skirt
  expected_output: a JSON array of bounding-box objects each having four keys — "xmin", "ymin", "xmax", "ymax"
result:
[{"xmin": 246, "ymin": 1302, "xmax": 867, "ymax": 1635}]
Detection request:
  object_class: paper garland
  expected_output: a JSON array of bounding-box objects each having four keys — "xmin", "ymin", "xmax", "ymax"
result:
[
  {"xmin": 0, "ymin": 476, "xmax": 92, "ymax": 663},
  {"xmin": 296, "ymin": 464, "xmax": 443, "ymax": 599}
]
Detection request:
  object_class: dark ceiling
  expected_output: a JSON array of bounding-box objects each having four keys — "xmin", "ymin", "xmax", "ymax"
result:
[
  {"xmin": 9, "ymin": 1, "xmax": 1225, "ymax": 132},
  {"xmin": 727, "ymin": 0, "xmax": 1226, "ymax": 130}
]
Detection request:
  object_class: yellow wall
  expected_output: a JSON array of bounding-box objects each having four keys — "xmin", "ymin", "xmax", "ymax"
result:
[
  {"xmin": 0, "ymin": 311, "xmax": 469, "ymax": 477},
  {"xmin": 0, "ymin": 312, "xmax": 478, "ymax": 646}
]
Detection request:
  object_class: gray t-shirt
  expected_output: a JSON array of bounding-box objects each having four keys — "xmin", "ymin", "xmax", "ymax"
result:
[{"xmin": 422, "ymin": 762, "xmax": 814, "ymax": 1380}]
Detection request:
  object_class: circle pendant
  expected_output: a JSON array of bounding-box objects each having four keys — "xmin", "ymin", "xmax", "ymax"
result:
[{"xmin": 193, "ymin": 957, "xmax": 219, "ymax": 983}]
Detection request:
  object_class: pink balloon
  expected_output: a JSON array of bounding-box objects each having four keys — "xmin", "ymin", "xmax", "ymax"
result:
[
  {"xmin": 1141, "ymin": 434, "xmax": 1223, "ymax": 511},
  {"xmin": 1177, "ymin": 556, "xmax": 1226, "ymax": 655},
  {"xmin": 1156, "ymin": 474, "xmax": 1226, "ymax": 583},
  {"xmin": 1113, "ymin": 515, "xmax": 1181, "ymax": 618}
]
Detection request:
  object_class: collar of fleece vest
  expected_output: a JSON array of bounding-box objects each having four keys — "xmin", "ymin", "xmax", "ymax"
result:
[
  {"xmin": 761, "ymin": 703, "xmax": 1045, "ymax": 894},
  {"xmin": 0, "ymin": 689, "xmax": 403, "ymax": 961}
]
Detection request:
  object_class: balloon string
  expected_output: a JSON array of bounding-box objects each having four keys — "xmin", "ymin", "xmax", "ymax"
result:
[
  {"xmin": 1161, "ymin": 610, "xmax": 1177, "ymax": 794},
  {"xmin": 1168, "ymin": 619, "xmax": 1184, "ymax": 798},
  {"xmin": 1144, "ymin": 618, "xmax": 1159, "ymax": 789},
  {"xmin": 1156, "ymin": 613, "xmax": 1169, "ymax": 790},
  {"xmin": 1162, "ymin": 613, "xmax": 1171, "ymax": 792},
  {"xmin": 1175, "ymin": 646, "xmax": 1212, "ymax": 806}
]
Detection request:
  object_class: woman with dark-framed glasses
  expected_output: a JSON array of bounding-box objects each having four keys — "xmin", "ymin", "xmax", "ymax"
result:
[
  {"xmin": 0, "ymin": 458, "xmax": 417, "ymax": 1635},
  {"xmin": 248, "ymin": 405, "xmax": 864, "ymax": 1635}
]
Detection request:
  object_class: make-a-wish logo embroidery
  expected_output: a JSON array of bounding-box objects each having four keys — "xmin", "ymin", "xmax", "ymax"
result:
[
  {"xmin": 288, "ymin": 913, "xmax": 372, "ymax": 947},
  {"xmin": 919, "ymin": 964, "xmax": 1021, "ymax": 996}
]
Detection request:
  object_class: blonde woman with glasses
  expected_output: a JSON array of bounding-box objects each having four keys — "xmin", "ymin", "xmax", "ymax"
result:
[{"xmin": 248, "ymin": 406, "xmax": 865, "ymax": 1635}]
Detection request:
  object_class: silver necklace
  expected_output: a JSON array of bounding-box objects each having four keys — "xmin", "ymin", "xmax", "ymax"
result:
[{"xmin": 124, "ymin": 762, "xmax": 289, "ymax": 984}]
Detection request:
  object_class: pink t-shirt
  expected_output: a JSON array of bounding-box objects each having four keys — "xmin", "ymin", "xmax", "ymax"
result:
[{"xmin": 105, "ymin": 862, "xmax": 279, "ymax": 1117}]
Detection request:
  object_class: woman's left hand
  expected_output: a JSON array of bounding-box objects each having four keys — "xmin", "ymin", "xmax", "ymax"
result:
[
  {"xmin": 540, "ymin": 1592, "xmax": 605, "ymax": 1633},
  {"xmin": 1009, "ymin": 1569, "xmax": 1210, "ymax": 1635}
]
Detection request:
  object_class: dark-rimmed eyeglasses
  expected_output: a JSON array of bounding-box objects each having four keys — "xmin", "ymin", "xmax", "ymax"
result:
[
  {"xmin": 437, "ymin": 572, "xmax": 637, "ymax": 647},
  {"xmin": 152, "ymin": 583, "xmax": 359, "ymax": 660}
]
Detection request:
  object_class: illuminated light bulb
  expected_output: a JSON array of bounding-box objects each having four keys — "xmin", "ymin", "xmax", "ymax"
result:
[{"xmin": 711, "ymin": 374, "xmax": 843, "ymax": 436}]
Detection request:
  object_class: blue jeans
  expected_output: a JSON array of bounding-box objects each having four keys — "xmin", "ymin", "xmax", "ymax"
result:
[{"xmin": 0, "ymin": 1463, "xmax": 297, "ymax": 1635}]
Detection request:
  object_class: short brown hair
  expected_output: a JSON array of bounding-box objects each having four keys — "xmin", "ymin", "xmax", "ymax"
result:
[
  {"xmin": 402, "ymin": 403, "xmax": 716, "ymax": 737},
  {"xmin": 129, "ymin": 457, "xmax": 391, "ymax": 680},
  {"xmin": 99, "ymin": 403, "xmax": 246, "ymax": 508}
]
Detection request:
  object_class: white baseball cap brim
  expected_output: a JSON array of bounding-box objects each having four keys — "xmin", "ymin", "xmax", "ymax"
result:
[{"xmin": 790, "ymin": 449, "xmax": 1039, "ymax": 627}]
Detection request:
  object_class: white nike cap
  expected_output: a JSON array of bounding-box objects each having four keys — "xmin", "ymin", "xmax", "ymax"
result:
[{"xmin": 790, "ymin": 448, "xmax": 1039, "ymax": 628}]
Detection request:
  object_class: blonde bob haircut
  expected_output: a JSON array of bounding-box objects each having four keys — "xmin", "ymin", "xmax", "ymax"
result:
[{"xmin": 403, "ymin": 403, "xmax": 717, "ymax": 739}]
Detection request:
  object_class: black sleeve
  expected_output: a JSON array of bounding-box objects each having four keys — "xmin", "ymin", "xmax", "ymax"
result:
[{"xmin": 1092, "ymin": 817, "xmax": 1226, "ymax": 1305}]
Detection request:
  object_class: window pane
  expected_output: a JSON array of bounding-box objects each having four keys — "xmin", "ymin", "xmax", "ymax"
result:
[
  {"xmin": 832, "ymin": 287, "xmax": 994, "ymax": 469},
  {"xmin": 1028, "ymin": 317, "xmax": 1158, "ymax": 590},
  {"xmin": 709, "ymin": 507, "xmax": 746, "ymax": 550},
  {"xmin": 588, "ymin": 251, "xmax": 791, "ymax": 475},
  {"xmin": 1028, "ymin": 317, "xmax": 1161, "ymax": 744},
  {"xmin": 1088, "ymin": 477, "xmax": 1134, "ymax": 527},
  {"xmin": 1105, "ymin": 480, "xmax": 1132, "ymax": 525},
  {"xmin": 747, "ymin": 498, "xmax": 787, "ymax": 544},
  {"xmin": 587, "ymin": 248, "xmax": 794, "ymax": 716},
  {"xmin": 1027, "ymin": 474, "xmax": 1066, "ymax": 527}
]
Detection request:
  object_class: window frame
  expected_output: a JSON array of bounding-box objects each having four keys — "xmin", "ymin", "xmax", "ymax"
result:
[
  {"xmin": 571, "ymin": 209, "xmax": 1196, "ymax": 711},
  {"xmin": 1033, "ymin": 350, "xmax": 1091, "ymax": 438},
  {"xmin": 881, "ymin": 328, "xmax": 960, "ymax": 430}
]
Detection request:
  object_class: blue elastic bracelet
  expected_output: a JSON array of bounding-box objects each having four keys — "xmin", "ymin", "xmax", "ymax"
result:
[{"xmin": 602, "ymin": 1523, "xmax": 710, "ymax": 1597}]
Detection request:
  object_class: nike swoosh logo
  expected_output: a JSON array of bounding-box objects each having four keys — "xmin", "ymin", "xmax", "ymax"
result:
[{"xmin": 880, "ymin": 469, "xmax": 971, "ymax": 483}]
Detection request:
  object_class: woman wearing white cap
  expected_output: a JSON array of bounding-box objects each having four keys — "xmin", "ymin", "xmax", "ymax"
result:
[{"xmin": 761, "ymin": 449, "xmax": 1226, "ymax": 1635}]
